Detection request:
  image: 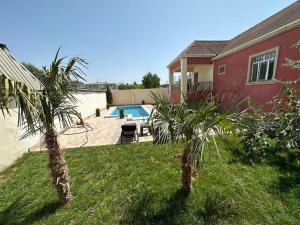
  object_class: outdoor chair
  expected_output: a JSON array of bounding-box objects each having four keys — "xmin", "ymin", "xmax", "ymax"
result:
[
  {"xmin": 140, "ymin": 122, "xmax": 152, "ymax": 136},
  {"xmin": 120, "ymin": 123, "xmax": 139, "ymax": 144}
]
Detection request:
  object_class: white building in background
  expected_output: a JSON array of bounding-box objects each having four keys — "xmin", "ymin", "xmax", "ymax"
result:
[
  {"xmin": 0, "ymin": 44, "xmax": 107, "ymax": 171},
  {"xmin": 79, "ymin": 82, "xmax": 117, "ymax": 92}
]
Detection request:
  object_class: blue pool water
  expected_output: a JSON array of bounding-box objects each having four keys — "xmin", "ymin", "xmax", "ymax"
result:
[{"xmin": 110, "ymin": 105, "xmax": 150, "ymax": 118}]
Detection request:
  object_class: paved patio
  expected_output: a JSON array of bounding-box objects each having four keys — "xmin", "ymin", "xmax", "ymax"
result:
[{"xmin": 33, "ymin": 105, "xmax": 153, "ymax": 150}]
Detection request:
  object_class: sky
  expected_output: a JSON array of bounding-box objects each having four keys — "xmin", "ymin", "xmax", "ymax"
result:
[{"xmin": 0, "ymin": 0, "xmax": 296, "ymax": 84}]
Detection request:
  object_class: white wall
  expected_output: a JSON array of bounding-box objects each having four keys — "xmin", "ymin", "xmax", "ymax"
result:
[
  {"xmin": 112, "ymin": 88, "xmax": 169, "ymax": 105},
  {"xmin": 74, "ymin": 92, "xmax": 107, "ymax": 118},
  {"xmin": 0, "ymin": 110, "xmax": 39, "ymax": 171},
  {"xmin": 192, "ymin": 64, "xmax": 213, "ymax": 82},
  {"xmin": 0, "ymin": 91, "xmax": 106, "ymax": 171}
]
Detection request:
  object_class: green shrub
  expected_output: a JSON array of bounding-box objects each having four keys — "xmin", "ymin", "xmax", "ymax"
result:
[
  {"xmin": 239, "ymin": 86, "xmax": 300, "ymax": 164},
  {"xmin": 106, "ymin": 85, "xmax": 113, "ymax": 105},
  {"xmin": 119, "ymin": 107, "xmax": 124, "ymax": 119},
  {"xmin": 238, "ymin": 113, "xmax": 278, "ymax": 163},
  {"xmin": 96, "ymin": 108, "xmax": 100, "ymax": 117}
]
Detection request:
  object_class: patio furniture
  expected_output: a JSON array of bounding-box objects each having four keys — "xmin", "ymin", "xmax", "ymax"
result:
[
  {"xmin": 121, "ymin": 123, "xmax": 139, "ymax": 144},
  {"xmin": 126, "ymin": 114, "xmax": 133, "ymax": 121},
  {"xmin": 140, "ymin": 122, "xmax": 152, "ymax": 136}
]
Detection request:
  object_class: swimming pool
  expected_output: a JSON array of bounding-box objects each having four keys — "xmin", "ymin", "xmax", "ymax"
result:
[{"xmin": 108, "ymin": 105, "xmax": 150, "ymax": 119}]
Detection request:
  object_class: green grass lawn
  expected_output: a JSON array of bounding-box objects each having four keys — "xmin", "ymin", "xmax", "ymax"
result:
[{"xmin": 0, "ymin": 142, "xmax": 299, "ymax": 225}]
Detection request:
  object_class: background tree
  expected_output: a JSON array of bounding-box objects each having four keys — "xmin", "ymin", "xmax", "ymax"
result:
[
  {"xmin": 106, "ymin": 85, "xmax": 113, "ymax": 105},
  {"xmin": 22, "ymin": 62, "xmax": 46, "ymax": 83},
  {"xmin": 1, "ymin": 49, "xmax": 87, "ymax": 204},
  {"xmin": 118, "ymin": 82, "xmax": 142, "ymax": 90},
  {"xmin": 117, "ymin": 83, "xmax": 128, "ymax": 90},
  {"xmin": 131, "ymin": 81, "xmax": 142, "ymax": 89},
  {"xmin": 142, "ymin": 72, "xmax": 160, "ymax": 88}
]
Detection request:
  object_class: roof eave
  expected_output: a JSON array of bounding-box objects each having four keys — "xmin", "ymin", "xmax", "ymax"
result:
[
  {"xmin": 167, "ymin": 54, "xmax": 217, "ymax": 68},
  {"xmin": 167, "ymin": 40, "xmax": 197, "ymax": 68},
  {"xmin": 213, "ymin": 18, "xmax": 300, "ymax": 61}
]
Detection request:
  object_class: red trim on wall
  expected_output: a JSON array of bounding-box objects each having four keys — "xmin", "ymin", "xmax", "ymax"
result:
[
  {"xmin": 187, "ymin": 57, "xmax": 212, "ymax": 65},
  {"xmin": 169, "ymin": 57, "xmax": 213, "ymax": 72}
]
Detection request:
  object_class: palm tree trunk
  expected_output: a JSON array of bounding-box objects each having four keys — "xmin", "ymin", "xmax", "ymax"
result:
[
  {"xmin": 46, "ymin": 129, "xmax": 72, "ymax": 204},
  {"xmin": 181, "ymin": 145, "xmax": 192, "ymax": 192}
]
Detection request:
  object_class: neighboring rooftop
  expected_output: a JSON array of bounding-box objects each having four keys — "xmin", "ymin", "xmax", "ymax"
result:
[{"xmin": 0, "ymin": 44, "xmax": 42, "ymax": 90}]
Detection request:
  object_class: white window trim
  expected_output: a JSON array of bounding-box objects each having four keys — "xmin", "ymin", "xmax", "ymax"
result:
[
  {"xmin": 246, "ymin": 46, "xmax": 279, "ymax": 85},
  {"xmin": 218, "ymin": 64, "xmax": 226, "ymax": 75}
]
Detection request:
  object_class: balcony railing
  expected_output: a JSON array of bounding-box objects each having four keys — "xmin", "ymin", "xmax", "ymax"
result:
[{"xmin": 187, "ymin": 81, "xmax": 212, "ymax": 92}]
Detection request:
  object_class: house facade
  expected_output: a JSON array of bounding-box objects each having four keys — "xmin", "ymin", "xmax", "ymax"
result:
[{"xmin": 168, "ymin": 1, "xmax": 300, "ymax": 107}]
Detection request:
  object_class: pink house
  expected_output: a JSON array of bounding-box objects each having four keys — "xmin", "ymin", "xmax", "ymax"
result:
[{"xmin": 168, "ymin": 1, "xmax": 300, "ymax": 108}]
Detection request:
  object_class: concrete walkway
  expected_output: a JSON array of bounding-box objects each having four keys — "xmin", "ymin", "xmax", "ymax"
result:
[{"xmin": 32, "ymin": 105, "xmax": 153, "ymax": 151}]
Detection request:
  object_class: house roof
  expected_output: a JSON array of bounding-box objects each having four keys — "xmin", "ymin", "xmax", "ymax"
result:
[
  {"xmin": 0, "ymin": 44, "xmax": 42, "ymax": 90},
  {"xmin": 181, "ymin": 40, "xmax": 229, "ymax": 56},
  {"xmin": 217, "ymin": 0, "xmax": 300, "ymax": 58},
  {"xmin": 167, "ymin": 40, "xmax": 228, "ymax": 67}
]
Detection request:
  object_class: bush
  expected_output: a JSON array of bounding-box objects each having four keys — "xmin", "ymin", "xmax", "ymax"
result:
[
  {"xmin": 96, "ymin": 108, "xmax": 100, "ymax": 117},
  {"xmin": 142, "ymin": 100, "xmax": 145, "ymax": 105},
  {"xmin": 239, "ymin": 86, "xmax": 300, "ymax": 164},
  {"xmin": 106, "ymin": 85, "xmax": 113, "ymax": 105},
  {"xmin": 238, "ymin": 113, "xmax": 278, "ymax": 163},
  {"xmin": 119, "ymin": 107, "xmax": 124, "ymax": 119}
]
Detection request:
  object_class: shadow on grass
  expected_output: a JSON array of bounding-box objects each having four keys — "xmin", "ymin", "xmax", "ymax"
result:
[
  {"xmin": 196, "ymin": 193, "xmax": 235, "ymax": 225},
  {"xmin": 121, "ymin": 189, "xmax": 189, "ymax": 225},
  {"xmin": 122, "ymin": 189, "xmax": 236, "ymax": 225},
  {"xmin": 274, "ymin": 173, "xmax": 300, "ymax": 197},
  {"xmin": 270, "ymin": 155, "xmax": 300, "ymax": 199},
  {"xmin": 224, "ymin": 138, "xmax": 300, "ymax": 200},
  {"xmin": 0, "ymin": 196, "xmax": 62, "ymax": 225}
]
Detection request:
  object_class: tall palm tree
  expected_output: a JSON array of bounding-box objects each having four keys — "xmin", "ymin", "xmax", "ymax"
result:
[
  {"xmin": 149, "ymin": 93, "xmax": 241, "ymax": 192},
  {"xmin": 0, "ymin": 49, "xmax": 87, "ymax": 203}
]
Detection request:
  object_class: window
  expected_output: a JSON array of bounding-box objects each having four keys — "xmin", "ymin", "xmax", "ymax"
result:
[
  {"xmin": 248, "ymin": 49, "xmax": 277, "ymax": 82},
  {"xmin": 218, "ymin": 64, "xmax": 226, "ymax": 75}
]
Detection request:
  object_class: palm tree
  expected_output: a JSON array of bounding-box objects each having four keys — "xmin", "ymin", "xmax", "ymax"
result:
[
  {"xmin": 0, "ymin": 49, "xmax": 87, "ymax": 203},
  {"xmin": 149, "ymin": 93, "xmax": 240, "ymax": 192}
]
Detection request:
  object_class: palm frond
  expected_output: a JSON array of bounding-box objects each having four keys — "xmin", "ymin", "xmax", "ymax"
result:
[
  {"xmin": 150, "ymin": 90, "xmax": 250, "ymax": 169},
  {"xmin": 1, "ymin": 48, "xmax": 88, "ymax": 139}
]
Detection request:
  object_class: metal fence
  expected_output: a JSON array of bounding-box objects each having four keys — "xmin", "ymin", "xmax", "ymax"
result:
[{"xmin": 187, "ymin": 81, "xmax": 212, "ymax": 92}]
